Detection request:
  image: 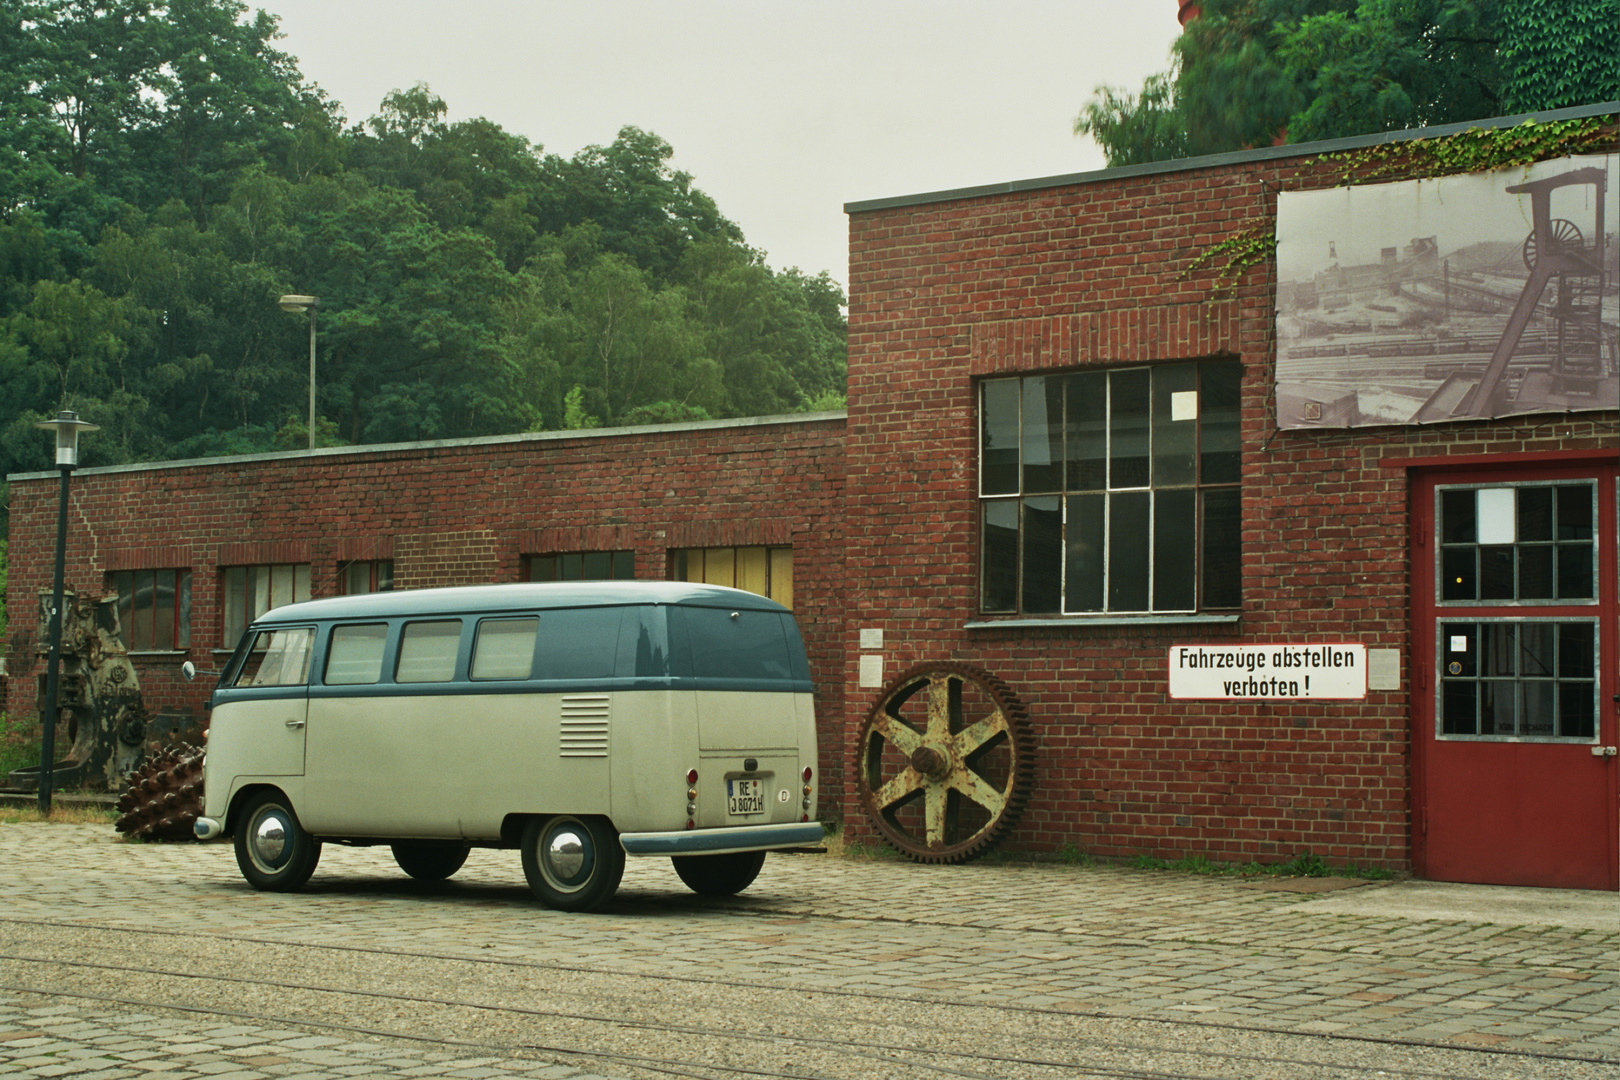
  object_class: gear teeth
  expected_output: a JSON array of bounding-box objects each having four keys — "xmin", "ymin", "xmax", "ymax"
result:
[
  {"xmin": 857, "ymin": 661, "xmax": 1037, "ymax": 866},
  {"xmin": 114, "ymin": 742, "xmax": 205, "ymax": 841}
]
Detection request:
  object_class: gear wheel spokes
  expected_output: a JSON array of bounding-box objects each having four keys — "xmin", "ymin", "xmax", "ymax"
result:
[{"xmin": 857, "ymin": 662, "xmax": 1034, "ymax": 863}]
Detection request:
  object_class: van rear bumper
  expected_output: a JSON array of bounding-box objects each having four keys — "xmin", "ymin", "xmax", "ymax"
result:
[{"xmin": 620, "ymin": 821, "xmax": 823, "ymax": 856}]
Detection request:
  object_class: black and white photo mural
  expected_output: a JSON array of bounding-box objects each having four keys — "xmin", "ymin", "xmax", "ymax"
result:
[{"xmin": 1274, "ymin": 154, "xmax": 1618, "ymax": 429}]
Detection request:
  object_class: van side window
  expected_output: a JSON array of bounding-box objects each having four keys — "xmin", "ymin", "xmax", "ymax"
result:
[
  {"xmin": 397, "ymin": 620, "xmax": 463, "ymax": 683},
  {"xmin": 532, "ymin": 608, "xmax": 622, "ymax": 681},
  {"xmin": 684, "ymin": 607, "xmax": 792, "ymax": 681},
  {"xmin": 471, "ymin": 618, "xmax": 538, "ymax": 680},
  {"xmin": 231, "ymin": 627, "xmax": 314, "ymax": 688},
  {"xmin": 325, "ymin": 624, "xmax": 388, "ymax": 685}
]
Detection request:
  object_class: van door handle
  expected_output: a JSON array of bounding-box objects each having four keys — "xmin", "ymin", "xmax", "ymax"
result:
[{"xmin": 285, "ymin": 719, "xmax": 305, "ymax": 729}]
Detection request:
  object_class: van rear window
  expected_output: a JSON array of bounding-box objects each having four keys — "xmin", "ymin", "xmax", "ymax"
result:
[{"xmin": 683, "ymin": 606, "xmax": 793, "ymax": 682}]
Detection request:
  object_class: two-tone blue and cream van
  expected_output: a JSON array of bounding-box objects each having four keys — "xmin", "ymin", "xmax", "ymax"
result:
[{"xmin": 188, "ymin": 581, "xmax": 822, "ymax": 911}]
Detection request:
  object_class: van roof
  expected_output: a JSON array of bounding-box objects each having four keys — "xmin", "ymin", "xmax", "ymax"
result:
[{"xmin": 252, "ymin": 581, "xmax": 790, "ymax": 625}]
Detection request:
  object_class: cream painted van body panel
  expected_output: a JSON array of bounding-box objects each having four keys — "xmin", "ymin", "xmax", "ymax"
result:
[
  {"xmin": 201, "ymin": 695, "xmax": 306, "ymax": 820},
  {"xmin": 607, "ymin": 690, "xmax": 697, "ymax": 834},
  {"xmin": 689, "ymin": 691, "xmax": 817, "ymax": 828},
  {"xmin": 300, "ymin": 690, "xmax": 610, "ymax": 838}
]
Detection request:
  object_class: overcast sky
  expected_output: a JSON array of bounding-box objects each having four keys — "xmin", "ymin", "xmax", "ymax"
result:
[{"xmin": 253, "ymin": 0, "xmax": 1185, "ymax": 290}]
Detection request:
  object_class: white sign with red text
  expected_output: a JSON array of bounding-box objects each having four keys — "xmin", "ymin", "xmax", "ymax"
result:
[{"xmin": 1168, "ymin": 644, "xmax": 1367, "ymax": 700}]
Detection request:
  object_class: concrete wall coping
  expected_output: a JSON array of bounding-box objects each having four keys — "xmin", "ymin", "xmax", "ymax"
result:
[
  {"xmin": 7, "ymin": 410, "xmax": 849, "ymax": 483},
  {"xmin": 845, "ymin": 101, "xmax": 1620, "ymax": 214}
]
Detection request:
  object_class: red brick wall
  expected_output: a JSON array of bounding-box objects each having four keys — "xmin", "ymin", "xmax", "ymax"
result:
[
  {"xmin": 843, "ymin": 151, "xmax": 1617, "ymax": 868},
  {"xmin": 5, "ymin": 418, "xmax": 849, "ymax": 802}
]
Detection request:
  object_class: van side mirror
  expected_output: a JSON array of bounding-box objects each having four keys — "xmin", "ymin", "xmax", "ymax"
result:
[{"xmin": 181, "ymin": 660, "xmax": 222, "ymax": 682}]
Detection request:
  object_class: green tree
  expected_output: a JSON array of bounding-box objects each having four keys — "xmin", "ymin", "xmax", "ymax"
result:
[
  {"xmin": 1498, "ymin": 0, "xmax": 1620, "ymax": 114},
  {"xmin": 1076, "ymin": 0, "xmax": 1616, "ymax": 166}
]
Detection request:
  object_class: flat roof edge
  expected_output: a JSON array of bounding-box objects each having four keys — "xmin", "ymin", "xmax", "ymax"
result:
[
  {"xmin": 7, "ymin": 410, "xmax": 848, "ymax": 483},
  {"xmin": 844, "ymin": 101, "xmax": 1620, "ymax": 214}
]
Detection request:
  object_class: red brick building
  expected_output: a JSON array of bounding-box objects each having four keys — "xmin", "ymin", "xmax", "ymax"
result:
[{"xmin": 8, "ymin": 104, "xmax": 1617, "ymax": 888}]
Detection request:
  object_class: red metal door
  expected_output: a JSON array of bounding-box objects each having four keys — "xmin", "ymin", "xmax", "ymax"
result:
[{"xmin": 1411, "ymin": 462, "xmax": 1618, "ymax": 891}]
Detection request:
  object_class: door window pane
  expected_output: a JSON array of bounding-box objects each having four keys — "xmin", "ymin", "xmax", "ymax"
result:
[
  {"xmin": 1438, "ymin": 620, "xmax": 1597, "ymax": 741},
  {"xmin": 234, "ymin": 627, "xmax": 314, "ymax": 688},
  {"xmin": 1438, "ymin": 483, "xmax": 1595, "ymax": 604}
]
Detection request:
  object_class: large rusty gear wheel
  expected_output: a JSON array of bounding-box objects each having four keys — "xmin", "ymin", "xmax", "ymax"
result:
[
  {"xmin": 114, "ymin": 743, "xmax": 204, "ymax": 842},
  {"xmin": 857, "ymin": 662, "xmax": 1035, "ymax": 864}
]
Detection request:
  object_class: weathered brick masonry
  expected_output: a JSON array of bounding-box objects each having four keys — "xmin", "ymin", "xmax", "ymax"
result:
[
  {"xmin": 841, "ymin": 134, "xmax": 1617, "ymax": 868},
  {"xmin": 5, "ymin": 417, "xmax": 849, "ymax": 804}
]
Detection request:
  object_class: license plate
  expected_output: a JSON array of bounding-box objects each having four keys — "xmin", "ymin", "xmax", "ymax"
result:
[{"xmin": 727, "ymin": 778, "xmax": 764, "ymax": 816}]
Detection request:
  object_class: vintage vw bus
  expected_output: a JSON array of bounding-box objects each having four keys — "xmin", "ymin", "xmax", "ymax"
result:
[{"xmin": 189, "ymin": 582, "xmax": 821, "ymax": 911}]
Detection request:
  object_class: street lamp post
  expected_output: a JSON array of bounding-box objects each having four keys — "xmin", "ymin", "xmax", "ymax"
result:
[
  {"xmin": 278, "ymin": 294, "xmax": 320, "ymax": 449},
  {"xmin": 33, "ymin": 409, "xmax": 98, "ymax": 815}
]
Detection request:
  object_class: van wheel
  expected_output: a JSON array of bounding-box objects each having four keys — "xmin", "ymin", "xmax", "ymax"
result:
[
  {"xmin": 391, "ymin": 841, "xmax": 470, "ymax": 881},
  {"xmin": 234, "ymin": 791, "xmax": 321, "ymax": 892},
  {"xmin": 521, "ymin": 815, "xmax": 624, "ymax": 912},
  {"xmin": 672, "ymin": 850, "xmax": 767, "ymax": 896}
]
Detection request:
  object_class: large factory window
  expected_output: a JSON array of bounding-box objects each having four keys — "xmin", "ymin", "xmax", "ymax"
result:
[
  {"xmin": 671, "ymin": 546, "xmax": 793, "ymax": 610},
  {"xmin": 524, "ymin": 551, "xmax": 635, "ymax": 582},
  {"xmin": 222, "ymin": 563, "xmax": 311, "ymax": 648},
  {"xmin": 110, "ymin": 569, "xmax": 192, "ymax": 651},
  {"xmin": 979, "ymin": 361, "xmax": 1241, "ymax": 615}
]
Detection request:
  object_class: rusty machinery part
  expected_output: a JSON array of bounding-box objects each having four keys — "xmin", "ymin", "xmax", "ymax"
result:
[
  {"xmin": 1521, "ymin": 218, "xmax": 1584, "ymax": 270},
  {"xmin": 114, "ymin": 743, "xmax": 204, "ymax": 842},
  {"xmin": 856, "ymin": 661, "xmax": 1035, "ymax": 864}
]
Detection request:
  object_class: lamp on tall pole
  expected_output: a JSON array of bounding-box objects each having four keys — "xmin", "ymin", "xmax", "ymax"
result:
[
  {"xmin": 278, "ymin": 294, "xmax": 320, "ymax": 449},
  {"xmin": 33, "ymin": 409, "xmax": 98, "ymax": 815}
]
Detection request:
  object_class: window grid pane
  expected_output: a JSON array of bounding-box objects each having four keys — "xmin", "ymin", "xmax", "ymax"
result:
[
  {"xmin": 1437, "ymin": 483, "xmax": 1597, "ymax": 604},
  {"xmin": 980, "ymin": 362, "xmax": 1240, "ymax": 615},
  {"xmin": 1439, "ymin": 619, "xmax": 1596, "ymax": 741}
]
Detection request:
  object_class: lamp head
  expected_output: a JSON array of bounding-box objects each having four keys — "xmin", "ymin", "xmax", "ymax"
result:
[
  {"xmin": 35, "ymin": 410, "xmax": 99, "ymax": 468},
  {"xmin": 278, "ymin": 294, "xmax": 319, "ymax": 313}
]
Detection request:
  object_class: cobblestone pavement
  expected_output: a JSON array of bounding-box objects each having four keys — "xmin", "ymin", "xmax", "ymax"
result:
[{"xmin": 0, "ymin": 823, "xmax": 1615, "ymax": 1080}]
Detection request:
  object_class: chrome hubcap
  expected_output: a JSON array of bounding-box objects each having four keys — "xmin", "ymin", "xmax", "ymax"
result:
[
  {"xmin": 541, "ymin": 822, "xmax": 592, "ymax": 893},
  {"xmin": 251, "ymin": 812, "xmax": 288, "ymax": 868}
]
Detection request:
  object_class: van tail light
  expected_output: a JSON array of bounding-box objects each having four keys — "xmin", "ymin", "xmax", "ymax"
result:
[
  {"xmin": 686, "ymin": 768, "xmax": 699, "ymax": 785},
  {"xmin": 802, "ymin": 766, "xmax": 812, "ymax": 782}
]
